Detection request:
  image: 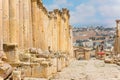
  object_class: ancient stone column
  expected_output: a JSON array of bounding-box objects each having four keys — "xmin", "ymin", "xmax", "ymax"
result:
[
  {"xmin": 23, "ymin": 0, "xmax": 32, "ymax": 49},
  {"xmin": 52, "ymin": 11, "xmax": 58, "ymax": 52},
  {"xmin": 62, "ymin": 8, "xmax": 70, "ymax": 53},
  {"xmin": 114, "ymin": 20, "xmax": 120, "ymax": 54},
  {"xmin": 29, "ymin": 0, "xmax": 33, "ymax": 48},
  {"xmin": 38, "ymin": 2, "xmax": 46, "ymax": 50},
  {"xmin": 116, "ymin": 20, "xmax": 120, "ymax": 37},
  {"xmin": 42, "ymin": 7, "xmax": 49, "ymax": 50},
  {"xmin": 16, "ymin": 0, "xmax": 20, "ymax": 48},
  {"xmin": 61, "ymin": 12, "xmax": 66, "ymax": 52},
  {"xmin": 31, "ymin": 0, "xmax": 38, "ymax": 48},
  {"xmin": 0, "ymin": 0, "xmax": 3, "ymax": 52},
  {"xmin": 36, "ymin": 1, "xmax": 41, "ymax": 49},
  {"xmin": 69, "ymin": 26, "xmax": 74, "ymax": 58},
  {"xmin": 3, "ymin": 0, "xmax": 9, "ymax": 43},
  {"xmin": 9, "ymin": 0, "xmax": 17, "ymax": 43},
  {"xmin": 19, "ymin": 0, "xmax": 24, "ymax": 49},
  {"xmin": 54, "ymin": 9, "xmax": 61, "ymax": 51},
  {"xmin": 48, "ymin": 12, "xmax": 54, "ymax": 51},
  {"xmin": 36, "ymin": 1, "xmax": 42, "ymax": 49}
]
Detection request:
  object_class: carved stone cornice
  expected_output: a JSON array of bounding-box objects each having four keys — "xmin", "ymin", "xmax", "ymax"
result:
[
  {"xmin": 37, "ymin": 0, "xmax": 43, "ymax": 9},
  {"xmin": 54, "ymin": 9, "xmax": 61, "ymax": 16},
  {"xmin": 62, "ymin": 8, "xmax": 70, "ymax": 18},
  {"xmin": 48, "ymin": 11, "xmax": 54, "ymax": 19},
  {"xmin": 116, "ymin": 20, "xmax": 120, "ymax": 23},
  {"xmin": 42, "ymin": 6, "xmax": 48, "ymax": 16},
  {"xmin": 61, "ymin": 16, "xmax": 66, "ymax": 22},
  {"xmin": 62, "ymin": 8, "xmax": 69, "ymax": 14}
]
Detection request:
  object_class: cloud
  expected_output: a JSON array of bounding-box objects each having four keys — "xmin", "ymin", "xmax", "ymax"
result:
[
  {"xmin": 45, "ymin": 0, "xmax": 72, "ymax": 11},
  {"xmin": 98, "ymin": 5, "xmax": 120, "ymax": 18},
  {"xmin": 43, "ymin": 0, "xmax": 120, "ymax": 27},
  {"xmin": 70, "ymin": 3, "xmax": 97, "ymax": 25},
  {"xmin": 53, "ymin": 0, "xmax": 67, "ymax": 5},
  {"xmin": 70, "ymin": 0, "xmax": 120, "ymax": 27}
]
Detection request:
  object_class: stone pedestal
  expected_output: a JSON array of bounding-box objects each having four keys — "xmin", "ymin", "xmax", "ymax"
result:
[
  {"xmin": 22, "ymin": 66, "xmax": 32, "ymax": 77},
  {"xmin": 32, "ymin": 61, "xmax": 52, "ymax": 79},
  {"xmin": 61, "ymin": 56, "xmax": 66, "ymax": 68},
  {"xmin": 85, "ymin": 51, "xmax": 90, "ymax": 60},
  {"xmin": 65, "ymin": 56, "xmax": 70, "ymax": 67},
  {"xmin": 84, "ymin": 48, "xmax": 91, "ymax": 60},
  {"xmin": 3, "ymin": 43, "xmax": 20, "ymax": 63},
  {"xmin": 51, "ymin": 58, "xmax": 57, "ymax": 74},
  {"xmin": 57, "ymin": 57, "xmax": 62, "ymax": 72}
]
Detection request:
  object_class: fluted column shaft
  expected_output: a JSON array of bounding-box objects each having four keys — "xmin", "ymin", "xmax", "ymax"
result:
[
  {"xmin": 3, "ymin": 0, "xmax": 9, "ymax": 43},
  {"xmin": 0, "ymin": 0, "xmax": 3, "ymax": 52},
  {"xmin": 9, "ymin": 0, "xmax": 17, "ymax": 43},
  {"xmin": 31, "ymin": 0, "xmax": 38, "ymax": 48}
]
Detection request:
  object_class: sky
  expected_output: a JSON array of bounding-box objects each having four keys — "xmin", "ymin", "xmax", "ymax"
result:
[{"xmin": 42, "ymin": 0, "xmax": 120, "ymax": 27}]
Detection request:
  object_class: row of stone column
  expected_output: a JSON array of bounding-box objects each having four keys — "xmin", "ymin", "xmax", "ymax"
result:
[
  {"xmin": 48, "ymin": 8, "xmax": 73, "ymax": 54},
  {"xmin": 0, "ymin": 0, "xmax": 73, "ymax": 54}
]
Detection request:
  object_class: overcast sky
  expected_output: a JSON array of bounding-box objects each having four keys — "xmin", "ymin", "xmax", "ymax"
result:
[{"xmin": 42, "ymin": 0, "xmax": 120, "ymax": 27}]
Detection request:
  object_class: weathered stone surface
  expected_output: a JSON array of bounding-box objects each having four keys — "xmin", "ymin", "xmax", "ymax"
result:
[
  {"xmin": 0, "ymin": 0, "xmax": 73, "ymax": 79},
  {"xmin": 0, "ymin": 77, "xmax": 3, "ymax": 80},
  {"xmin": 115, "ymin": 20, "xmax": 120, "ymax": 52},
  {"xmin": 3, "ymin": 43, "xmax": 20, "ymax": 62},
  {"xmin": 19, "ymin": 53, "xmax": 31, "ymax": 62},
  {"xmin": 24, "ymin": 77, "xmax": 47, "ymax": 80},
  {"xmin": 12, "ymin": 70, "xmax": 21, "ymax": 80},
  {"xmin": 0, "ymin": 62, "xmax": 12, "ymax": 79}
]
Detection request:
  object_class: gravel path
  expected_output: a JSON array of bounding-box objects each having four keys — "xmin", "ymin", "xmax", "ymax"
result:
[{"xmin": 53, "ymin": 59, "xmax": 120, "ymax": 80}]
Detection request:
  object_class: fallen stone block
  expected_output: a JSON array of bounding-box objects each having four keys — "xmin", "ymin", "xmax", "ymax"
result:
[
  {"xmin": 0, "ymin": 63, "xmax": 13, "ymax": 79},
  {"xmin": 19, "ymin": 53, "xmax": 31, "ymax": 62},
  {"xmin": 104, "ymin": 57, "xmax": 115, "ymax": 64},
  {"xmin": 29, "ymin": 48, "xmax": 37, "ymax": 54},
  {"xmin": 116, "ymin": 62, "xmax": 120, "ymax": 66},
  {"xmin": 21, "ymin": 66, "xmax": 32, "ymax": 78},
  {"xmin": 32, "ymin": 61, "xmax": 53, "ymax": 79},
  {"xmin": 12, "ymin": 70, "xmax": 21, "ymax": 80},
  {"xmin": 30, "ymin": 57, "xmax": 46, "ymax": 63},
  {"xmin": 36, "ymin": 53, "xmax": 49, "ymax": 59}
]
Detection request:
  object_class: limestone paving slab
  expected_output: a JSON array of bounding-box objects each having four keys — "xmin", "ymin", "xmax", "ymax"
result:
[{"xmin": 52, "ymin": 59, "xmax": 120, "ymax": 80}]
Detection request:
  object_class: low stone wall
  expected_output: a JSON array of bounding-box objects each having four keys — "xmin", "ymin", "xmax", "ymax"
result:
[{"xmin": 4, "ymin": 47, "xmax": 73, "ymax": 79}]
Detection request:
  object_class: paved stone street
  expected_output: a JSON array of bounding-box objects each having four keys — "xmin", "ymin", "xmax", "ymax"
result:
[{"xmin": 52, "ymin": 59, "xmax": 120, "ymax": 80}]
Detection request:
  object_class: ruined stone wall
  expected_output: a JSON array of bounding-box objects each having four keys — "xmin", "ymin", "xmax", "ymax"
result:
[{"xmin": 0, "ymin": 0, "xmax": 73, "ymax": 55}]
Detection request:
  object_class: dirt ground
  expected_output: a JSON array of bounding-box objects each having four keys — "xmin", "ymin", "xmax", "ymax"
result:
[{"xmin": 52, "ymin": 58, "xmax": 120, "ymax": 80}]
